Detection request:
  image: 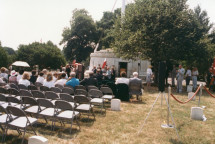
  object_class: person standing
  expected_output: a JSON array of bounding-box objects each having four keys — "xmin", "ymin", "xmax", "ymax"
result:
[
  {"xmin": 192, "ymin": 67, "xmax": 199, "ymax": 91},
  {"xmin": 177, "ymin": 65, "xmax": 185, "ymax": 93},
  {"xmin": 185, "ymin": 67, "xmax": 191, "ymax": 86},
  {"xmin": 171, "ymin": 65, "xmax": 176, "ymax": 87},
  {"xmin": 146, "ymin": 65, "xmax": 153, "ymax": 87}
]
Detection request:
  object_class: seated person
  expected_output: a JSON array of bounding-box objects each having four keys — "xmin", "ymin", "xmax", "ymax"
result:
[
  {"xmin": 29, "ymin": 70, "xmax": 37, "ymax": 85},
  {"xmin": 9, "ymin": 70, "xmax": 18, "ymax": 85},
  {"xmin": 66, "ymin": 72, "xmax": 79, "ymax": 88},
  {"xmin": 43, "ymin": 72, "xmax": 55, "ymax": 88},
  {"xmin": 80, "ymin": 71, "xmax": 98, "ymax": 87},
  {"xmin": 55, "ymin": 73, "xmax": 67, "ymax": 86},
  {"xmin": 19, "ymin": 72, "xmax": 31, "ymax": 87},
  {"xmin": 36, "ymin": 72, "xmax": 45, "ymax": 84},
  {"xmin": 129, "ymin": 72, "xmax": 143, "ymax": 101},
  {"xmin": 115, "ymin": 71, "xmax": 129, "ymax": 85}
]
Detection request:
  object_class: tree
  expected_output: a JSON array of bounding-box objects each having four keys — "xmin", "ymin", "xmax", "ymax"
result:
[
  {"xmin": 60, "ymin": 9, "xmax": 97, "ymax": 62},
  {"xmin": 16, "ymin": 41, "xmax": 66, "ymax": 69},
  {"xmin": 96, "ymin": 9, "xmax": 121, "ymax": 49},
  {"xmin": 3, "ymin": 47, "xmax": 17, "ymax": 66},
  {"xmin": 112, "ymin": 0, "xmax": 212, "ymax": 78},
  {"xmin": 0, "ymin": 42, "xmax": 9, "ymax": 68}
]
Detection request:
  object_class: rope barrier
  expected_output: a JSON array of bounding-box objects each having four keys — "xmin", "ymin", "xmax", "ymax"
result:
[
  {"xmin": 170, "ymin": 85, "xmax": 201, "ymax": 104},
  {"xmin": 203, "ymin": 86, "xmax": 215, "ymax": 98}
]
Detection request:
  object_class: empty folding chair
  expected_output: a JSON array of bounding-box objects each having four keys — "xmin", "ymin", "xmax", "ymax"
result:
[
  {"xmin": 55, "ymin": 84, "xmax": 64, "ymax": 90},
  {"xmin": 0, "ymin": 94, "xmax": 8, "ymax": 108},
  {"xmin": 100, "ymin": 87, "xmax": 115, "ymax": 101},
  {"xmin": 40, "ymin": 86, "xmax": 50, "ymax": 92},
  {"xmin": 0, "ymin": 105, "xmax": 10, "ymax": 139},
  {"xmin": 74, "ymin": 95, "xmax": 95, "ymax": 121},
  {"xmin": 28, "ymin": 85, "xmax": 38, "ymax": 91},
  {"xmin": 45, "ymin": 91, "xmax": 60, "ymax": 104},
  {"xmin": 32, "ymin": 90, "xmax": 45, "ymax": 99},
  {"xmin": 87, "ymin": 85, "xmax": 99, "ymax": 92},
  {"xmin": 60, "ymin": 93, "xmax": 76, "ymax": 107},
  {"xmin": 54, "ymin": 100, "xmax": 80, "ymax": 133},
  {"xmin": 0, "ymin": 87, "xmax": 7, "ymax": 94},
  {"xmin": 37, "ymin": 98, "xmax": 56, "ymax": 129},
  {"xmin": 50, "ymin": 87, "xmax": 62, "ymax": 93},
  {"xmin": 7, "ymin": 88, "xmax": 19, "ymax": 96},
  {"xmin": 22, "ymin": 96, "xmax": 45, "ymax": 116},
  {"xmin": 19, "ymin": 89, "xmax": 33, "ymax": 97},
  {"xmin": 9, "ymin": 83, "xmax": 19, "ymax": 90},
  {"xmin": 35, "ymin": 82, "xmax": 42, "ymax": 90},
  {"xmin": 5, "ymin": 106, "xmax": 37, "ymax": 144},
  {"xmin": 64, "ymin": 85, "xmax": 74, "ymax": 89},
  {"xmin": 62, "ymin": 87, "xmax": 74, "ymax": 95},
  {"xmin": 88, "ymin": 89, "xmax": 105, "ymax": 114},
  {"xmin": 75, "ymin": 85, "xmax": 86, "ymax": 91},
  {"xmin": 75, "ymin": 89, "xmax": 87, "ymax": 97},
  {"xmin": 6, "ymin": 96, "xmax": 23, "ymax": 109},
  {"xmin": 18, "ymin": 84, "xmax": 28, "ymax": 90}
]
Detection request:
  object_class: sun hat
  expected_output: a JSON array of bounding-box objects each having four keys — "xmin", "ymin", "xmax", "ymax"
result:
[{"xmin": 10, "ymin": 70, "xmax": 17, "ymax": 76}]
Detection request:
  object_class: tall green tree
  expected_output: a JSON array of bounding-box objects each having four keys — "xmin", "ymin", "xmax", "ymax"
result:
[
  {"xmin": 16, "ymin": 41, "xmax": 66, "ymax": 69},
  {"xmin": 60, "ymin": 9, "xmax": 97, "ymax": 62},
  {"xmin": 112, "ymin": 0, "xmax": 212, "ymax": 76},
  {"xmin": 0, "ymin": 42, "xmax": 9, "ymax": 68}
]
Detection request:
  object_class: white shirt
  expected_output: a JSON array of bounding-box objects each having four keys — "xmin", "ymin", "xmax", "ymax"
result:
[
  {"xmin": 147, "ymin": 68, "xmax": 153, "ymax": 75},
  {"xmin": 0, "ymin": 73, "xmax": 8, "ymax": 80},
  {"xmin": 43, "ymin": 80, "xmax": 55, "ymax": 88},
  {"xmin": 19, "ymin": 79, "xmax": 30, "ymax": 86},
  {"xmin": 36, "ymin": 76, "xmax": 45, "ymax": 84},
  {"xmin": 17, "ymin": 74, "xmax": 22, "ymax": 82},
  {"xmin": 0, "ymin": 78, "xmax": 5, "ymax": 83},
  {"xmin": 54, "ymin": 79, "xmax": 67, "ymax": 86},
  {"xmin": 115, "ymin": 77, "xmax": 129, "ymax": 85},
  {"xmin": 192, "ymin": 70, "xmax": 199, "ymax": 77},
  {"xmin": 53, "ymin": 77, "xmax": 57, "ymax": 82},
  {"xmin": 186, "ymin": 70, "xmax": 191, "ymax": 77}
]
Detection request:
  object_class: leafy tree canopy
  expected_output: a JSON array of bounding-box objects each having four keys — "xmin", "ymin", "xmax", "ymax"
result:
[
  {"xmin": 16, "ymin": 41, "xmax": 66, "ymax": 70},
  {"xmin": 60, "ymin": 9, "xmax": 97, "ymax": 62},
  {"xmin": 0, "ymin": 42, "xmax": 9, "ymax": 68}
]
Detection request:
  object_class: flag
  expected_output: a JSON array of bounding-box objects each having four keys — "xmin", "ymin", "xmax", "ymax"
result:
[{"xmin": 102, "ymin": 58, "xmax": 107, "ymax": 69}]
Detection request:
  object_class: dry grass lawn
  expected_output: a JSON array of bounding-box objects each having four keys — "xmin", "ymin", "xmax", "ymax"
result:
[{"xmin": 3, "ymin": 86, "xmax": 215, "ymax": 144}]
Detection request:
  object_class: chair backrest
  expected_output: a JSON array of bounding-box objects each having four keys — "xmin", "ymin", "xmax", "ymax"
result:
[
  {"xmin": 0, "ymin": 87, "xmax": 7, "ymax": 94},
  {"xmin": 55, "ymin": 100, "xmax": 73, "ymax": 111},
  {"xmin": 75, "ymin": 89, "xmax": 87, "ymax": 96},
  {"xmin": 35, "ymin": 82, "xmax": 43, "ymax": 88},
  {"xmin": 18, "ymin": 84, "xmax": 28, "ymax": 90},
  {"xmin": 87, "ymin": 85, "xmax": 99, "ymax": 91},
  {"xmin": 0, "ymin": 83, "xmax": 7, "ymax": 87},
  {"xmin": 100, "ymin": 87, "xmax": 113, "ymax": 95},
  {"xmin": 75, "ymin": 85, "xmax": 86, "ymax": 91},
  {"xmin": 62, "ymin": 87, "xmax": 74, "ymax": 95},
  {"xmin": 45, "ymin": 91, "xmax": 59, "ymax": 100},
  {"xmin": 37, "ymin": 98, "xmax": 54, "ymax": 108},
  {"xmin": 40, "ymin": 86, "xmax": 50, "ymax": 92},
  {"xmin": 6, "ymin": 96, "xmax": 20, "ymax": 104},
  {"xmin": 9, "ymin": 83, "xmax": 19, "ymax": 90},
  {"xmin": 28, "ymin": 85, "xmax": 38, "ymax": 91},
  {"xmin": 7, "ymin": 88, "xmax": 20, "ymax": 96},
  {"xmin": 60, "ymin": 93, "xmax": 74, "ymax": 102},
  {"xmin": 88, "ymin": 89, "xmax": 103, "ymax": 98},
  {"xmin": 64, "ymin": 85, "xmax": 74, "ymax": 89},
  {"xmin": 0, "ymin": 105, "xmax": 7, "ymax": 114},
  {"xmin": 7, "ymin": 106, "xmax": 26, "ymax": 117},
  {"xmin": 0, "ymin": 93, "xmax": 6, "ymax": 102},
  {"xmin": 20, "ymin": 89, "xmax": 33, "ymax": 97},
  {"xmin": 32, "ymin": 90, "xmax": 45, "ymax": 99},
  {"xmin": 22, "ymin": 96, "xmax": 38, "ymax": 106},
  {"xmin": 50, "ymin": 87, "xmax": 62, "ymax": 93},
  {"xmin": 74, "ymin": 95, "xmax": 90, "ymax": 104},
  {"xmin": 55, "ymin": 84, "xmax": 64, "ymax": 90}
]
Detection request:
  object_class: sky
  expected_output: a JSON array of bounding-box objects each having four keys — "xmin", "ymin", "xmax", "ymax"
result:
[{"xmin": 0, "ymin": 0, "xmax": 214, "ymax": 50}]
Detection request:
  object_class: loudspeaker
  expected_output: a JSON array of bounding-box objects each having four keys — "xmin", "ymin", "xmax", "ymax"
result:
[{"xmin": 158, "ymin": 61, "xmax": 166, "ymax": 92}]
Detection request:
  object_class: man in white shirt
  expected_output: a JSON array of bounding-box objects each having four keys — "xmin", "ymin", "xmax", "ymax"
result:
[
  {"xmin": 177, "ymin": 65, "xmax": 185, "ymax": 93},
  {"xmin": 54, "ymin": 73, "xmax": 67, "ymax": 86},
  {"xmin": 36, "ymin": 72, "xmax": 45, "ymax": 84},
  {"xmin": 115, "ymin": 71, "xmax": 129, "ymax": 85}
]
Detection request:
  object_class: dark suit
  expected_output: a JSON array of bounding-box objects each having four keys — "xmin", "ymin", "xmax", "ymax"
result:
[
  {"xmin": 80, "ymin": 77, "xmax": 98, "ymax": 87},
  {"xmin": 129, "ymin": 77, "xmax": 143, "ymax": 99}
]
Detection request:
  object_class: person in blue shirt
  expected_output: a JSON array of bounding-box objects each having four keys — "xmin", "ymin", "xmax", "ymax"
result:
[{"xmin": 65, "ymin": 72, "xmax": 79, "ymax": 88}]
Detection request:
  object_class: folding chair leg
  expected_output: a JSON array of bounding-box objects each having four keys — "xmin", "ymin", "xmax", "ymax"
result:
[
  {"xmin": 30, "ymin": 123, "xmax": 37, "ymax": 135},
  {"xmin": 76, "ymin": 116, "xmax": 81, "ymax": 131},
  {"xmin": 21, "ymin": 128, "xmax": 26, "ymax": 144},
  {"xmin": 70, "ymin": 119, "xmax": 73, "ymax": 134}
]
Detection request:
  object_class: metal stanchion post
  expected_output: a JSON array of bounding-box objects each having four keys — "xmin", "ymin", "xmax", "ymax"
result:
[
  {"xmin": 161, "ymin": 86, "xmax": 173, "ymax": 128},
  {"xmin": 198, "ymin": 84, "xmax": 202, "ymax": 107}
]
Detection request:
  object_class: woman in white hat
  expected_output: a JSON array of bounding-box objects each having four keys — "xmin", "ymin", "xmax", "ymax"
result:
[{"xmin": 9, "ymin": 70, "xmax": 18, "ymax": 85}]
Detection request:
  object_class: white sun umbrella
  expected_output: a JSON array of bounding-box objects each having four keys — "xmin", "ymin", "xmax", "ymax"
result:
[{"xmin": 12, "ymin": 61, "xmax": 30, "ymax": 67}]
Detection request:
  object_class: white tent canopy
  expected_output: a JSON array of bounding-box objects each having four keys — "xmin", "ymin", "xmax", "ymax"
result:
[{"xmin": 12, "ymin": 61, "xmax": 30, "ymax": 67}]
